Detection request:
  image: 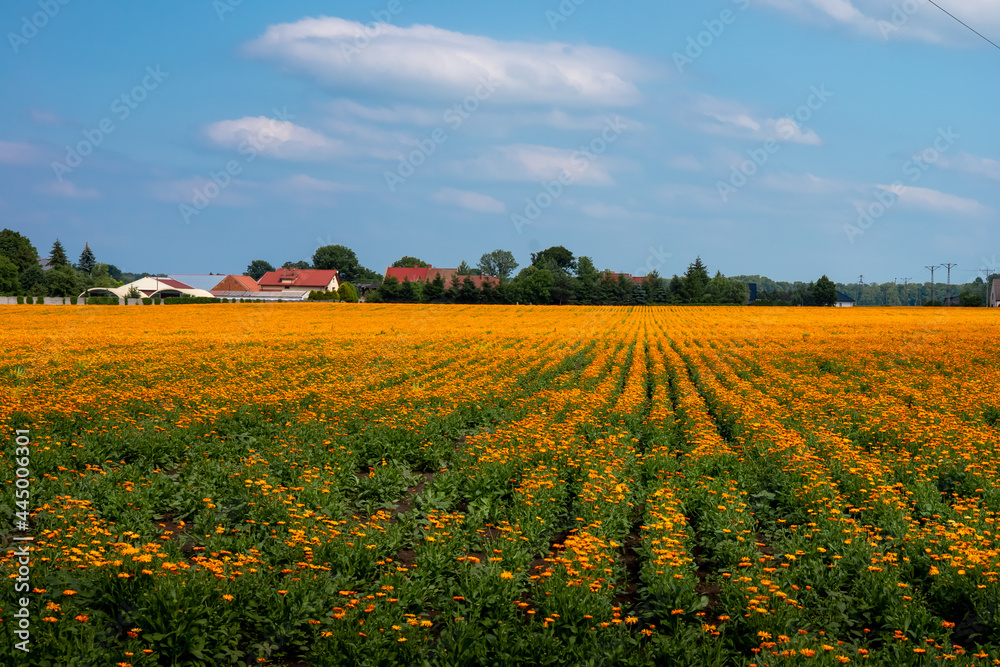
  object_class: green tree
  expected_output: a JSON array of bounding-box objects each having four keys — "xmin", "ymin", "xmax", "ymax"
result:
[
  {"xmin": 90, "ymin": 263, "xmax": 118, "ymax": 288},
  {"xmin": 245, "ymin": 260, "xmax": 274, "ymax": 281},
  {"xmin": 516, "ymin": 266, "xmax": 553, "ymax": 304},
  {"xmin": 680, "ymin": 257, "xmax": 709, "ymax": 303},
  {"xmin": 378, "ymin": 276, "xmax": 401, "ymax": 302},
  {"xmin": 959, "ymin": 289, "xmax": 983, "ymax": 307},
  {"xmin": 78, "ymin": 243, "xmax": 96, "ymax": 275},
  {"xmin": 574, "ymin": 256, "xmax": 600, "ymax": 304},
  {"xmin": 0, "ymin": 255, "xmax": 18, "ymax": 294},
  {"xmin": 400, "ymin": 279, "xmax": 422, "ymax": 303},
  {"xmin": 45, "ymin": 265, "xmax": 78, "ymax": 297},
  {"xmin": 531, "ymin": 246, "xmax": 576, "ymax": 274},
  {"xmin": 338, "ymin": 282, "xmax": 359, "ymax": 303},
  {"xmin": 313, "ymin": 245, "xmax": 360, "ymax": 279},
  {"xmin": 0, "ymin": 229, "xmax": 39, "ymax": 274},
  {"xmin": 423, "ymin": 274, "xmax": 445, "ymax": 303},
  {"xmin": 813, "ymin": 275, "xmax": 837, "ymax": 307},
  {"xmin": 49, "ymin": 239, "xmax": 69, "ymax": 268},
  {"xmin": 478, "ymin": 250, "xmax": 519, "ymax": 280},
  {"xmin": 282, "ymin": 260, "xmax": 310, "ymax": 270},
  {"xmin": 392, "ymin": 256, "xmax": 430, "ymax": 268},
  {"xmin": 19, "ymin": 265, "xmax": 45, "ymax": 294}
]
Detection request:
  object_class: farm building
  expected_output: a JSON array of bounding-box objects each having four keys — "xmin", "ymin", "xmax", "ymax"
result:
[
  {"xmin": 991, "ymin": 279, "xmax": 1000, "ymax": 308},
  {"xmin": 258, "ymin": 268, "xmax": 340, "ymax": 293},
  {"xmin": 81, "ymin": 276, "xmax": 214, "ymax": 300},
  {"xmin": 834, "ymin": 292, "xmax": 856, "ymax": 307}
]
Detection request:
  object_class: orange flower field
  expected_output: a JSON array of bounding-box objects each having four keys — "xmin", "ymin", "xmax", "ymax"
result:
[{"xmin": 1, "ymin": 304, "xmax": 999, "ymax": 666}]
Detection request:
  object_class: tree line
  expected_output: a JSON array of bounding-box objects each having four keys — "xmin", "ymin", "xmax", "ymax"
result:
[
  {"xmin": 0, "ymin": 229, "xmax": 134, "ymax": 297},
  {"xmin": 370, "ymin": 248, "xmax": 750, "ymax": 306}
]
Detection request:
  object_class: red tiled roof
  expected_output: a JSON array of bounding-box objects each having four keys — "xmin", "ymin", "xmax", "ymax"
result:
[
  {"xmin": 258, "ymin": 269, "xmax": 339, "ymax": 288},
  {"xmin": 156, "ymin": 278, "xmax": 193, "ymax": 289},
  {"xmin": 385, "ymin": 267, "xmax": 431, "ymax": 283},
  {"xmin": 212, "ymin": 275, "xmax": 261, "ymax": 292}
]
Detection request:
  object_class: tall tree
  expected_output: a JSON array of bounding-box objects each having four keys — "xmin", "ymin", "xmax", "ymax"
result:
[
  {"xmin": 313, "ymin": 245, "xmax": 361, "ymax": 280},
  {"xmin": 681, "ymin": 257, "xmax": 710, "ymax": 303},
  {"xmin": 78, "ymin": 243, "xmax": 96, "ymax": 275},
  {"xmin": 49, "ymin": 239, "xmax": 69, "ymax": 268},
  {"xmin": 282, "ymin": 261, "xmax": 310, "ymax": 270},
  {"xmin": 392, "ymin": 256, "xmax": 430, "ymax": 268},
  {"xmin": 478, "ymin": 250, "xmax": 519, "ymax": 280},
  {"xmin": 813, "ymin": 275, "xmax": 837, "ymax": 307},
  {"xmin": 530, "ymin": 246, "xmax": 576, "ymax": 274},
  {"xmin": 0, "ymin": 229, "xmax": 39, "ymax": 274},
  {"xmin": 245, "ymin": 260, "xmax": 274, "ymax": 281}
]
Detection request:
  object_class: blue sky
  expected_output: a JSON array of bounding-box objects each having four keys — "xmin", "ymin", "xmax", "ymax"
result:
[{"xmin": 1, "ymin": 0, "xmax": 998, "ymax": 282}]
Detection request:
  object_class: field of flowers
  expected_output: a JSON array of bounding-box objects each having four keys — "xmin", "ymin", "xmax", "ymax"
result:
[{"xmin": 1, "ymin": 304, "xmax": 999, "ymax": 666}]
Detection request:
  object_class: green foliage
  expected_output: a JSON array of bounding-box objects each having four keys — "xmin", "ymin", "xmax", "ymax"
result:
[
  {"xmin": 45, "ymin": 265, "xmax": 80, "ymax": 297},
  {"xmin": 245, "ymin": 260, "xmax": 274, "ymax": 281},
  {"xmin": 307, "ymin": 290, "xmax": 340, "ymax": 302},
  {"xmin": 142, "ymin": 297, "xmax": 153, "ymax": 305},
  {"xmin": 813, "ymin": 275, "xmax": 838, "ymax": 306},
  {"xmin": 77, "ymin": 242, "xmax": 96, "ymax": 275},
  {"xmin": 18, "ymin": 264, "xmax": 45, "ymax": 294},
  {"xmin": 478, "ymin": 249, "xmax": 519, "ymax": 280},
  {"xmin": 0, "ymin": 255, "xmax": 18, "ymax": 294},
  {"xmin": 680, "ymin": 257, "xmax": 709, "ymax": 302},
  {"xmin": 163, "ymin": 296, "xmax": 221, "ymax": 304},
  {"xmin": 86, "ymin": 296, "xmax": 120, "ymax": 305},
  {"xmin": 313, "ymin": 245, "xmax": 361, "ymax": 280},
  {"xmin": 392, "ymin": 256, "xmax": 430, "ymax": 268},
  {"xmin": 338, "ymin": 282, "xmax": 359, "ymax": 303},
  {"xmin": 49, "ymin": 239, "xmax": 69, "ymax": 268},
  {"xmin": 282, "ymin": 260, "xmax": 311, "ymax": 270},
  {"xmin": 958, "ymin": 290, "xmax": 982, "ymax": 307},
  {"xmin": 531, "ymin": 246, "xmax": 576, "ymax": 273},
  {"xmin": 0, "ymin": 228, "xmax": 39, "ymax": 274}
]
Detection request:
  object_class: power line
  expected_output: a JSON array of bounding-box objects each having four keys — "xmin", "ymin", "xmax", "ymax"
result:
[{"xmin": 926, "ymin": 0, "xmax": 1000, "ymax": 52}]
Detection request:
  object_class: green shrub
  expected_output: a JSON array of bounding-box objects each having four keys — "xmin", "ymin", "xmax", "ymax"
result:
[
  {"xmin": 142, "ymin": 298, "xmax": 153, "ymax": 305},
  {"xmin": 70, "ymin": 296, "xmax": 78, "ymax": 305},
  {"xmin": 365, "ymin": 291, "xmax": 384, "ymax": 304},
  {"xmin": 308, "ymin": 290, "xmax": 340, "ymax": 301},
  {"xmin": 338, "ymin": 282, "xmax": 359, "ymax": 303},
  {"xmin": 154, "ymin": 297, "xmax": 161, "ymax": 305},
  {"xmin": 16, "ymin": 296, "xmax": 23, "ymax": 304},
  {"xmin": 163, "ymin": 296, "xmax": 221, "ymax": 305}
]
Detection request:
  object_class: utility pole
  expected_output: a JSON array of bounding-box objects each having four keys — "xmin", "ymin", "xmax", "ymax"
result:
[
  {"xmin": 897, "ymin": 277, "xmax": 911, "ymax": 306},
  {"xmin": 925, "ymin": 265, "xmax": 939, "ymax": 305},
  {"xmin": 942, "ymin": 263, "xmax": 957, "ymax": 305},
  {"xmin": 858, "ymin": 275, "xmax": 864, "ymax": 304}
]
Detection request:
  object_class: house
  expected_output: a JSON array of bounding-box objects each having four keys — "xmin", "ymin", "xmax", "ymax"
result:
[
  {"xmin": 990, "ymin": 278, "xmax": 1000, "ymax": 308},
  {"xmin": 834, "ymin": 291, "xmax": 856, "ymax": 308},
  {"xmin": 943, "ymin": 294, "xmax": 961, "ymax": 307},
  {"xmin": 211, "ymin": 275, "xmax": 261, "ymax": 293},
  {"xmin": 81, "ymin": 276, "xmax": 214, "ymax": 300},
  {"xmin": 258, "ymin": 268, "xmax": 340, "ymax": 293},
  {"xmin": 383, "ymin": 267, "xmax": 500, "ymax": 289}
]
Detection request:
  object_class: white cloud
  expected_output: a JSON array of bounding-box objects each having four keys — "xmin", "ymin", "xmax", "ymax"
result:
[
  {"xmin": 756, "ymin": 0, "xmax": 1000, "ymax": 44},
  {"xmin": 432, "ymin": 188, "xmax": 505, "ymax": 213},
  {"xmin": 938, "ymin": 152, "xmax": 1000, "ymax": 181},
  {"xmin": 36, "ymin": 181, "xmax": 100, "ymax": 199},
  {"xmin": 463, "ymin": 144, "xmax": 617, "ymax": 185},
  {"xmin": 876, "ymin": 183, "xmax": 984, "ymax": 213},
  {"xmin": 203, "ymin": 116, "xmax": 345, "ymax": 161},
  {"xmin": 0, "ymin": 141, "xmax": 46, "ymax": 165},
  {"xmin": 245, "ymin": 17, "xmax": 645, "ymax": 106},
  {"xmin": 694, "ymin": 97, "xmax": 822, "ymax": 145}
]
